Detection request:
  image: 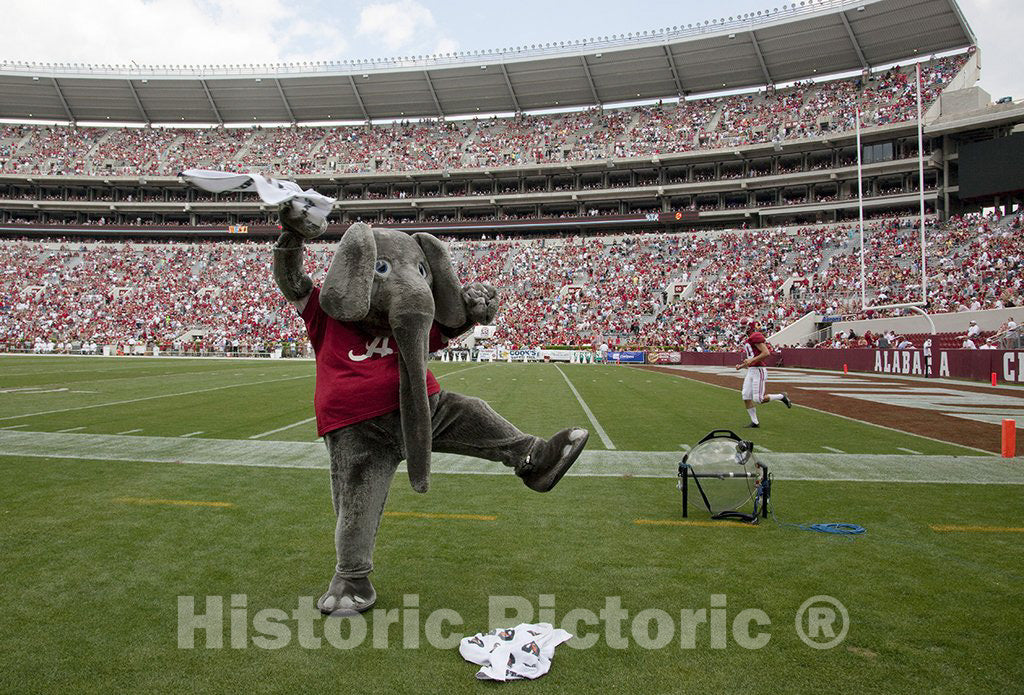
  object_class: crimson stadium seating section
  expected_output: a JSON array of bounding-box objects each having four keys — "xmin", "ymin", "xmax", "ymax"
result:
[
  {"xmin": 0, "ymin": 55, "xmax": 967, "ymax": 177},
  {"xmin": 2, "ymin": 210, "xmax": 1020, "ymax": 353}
]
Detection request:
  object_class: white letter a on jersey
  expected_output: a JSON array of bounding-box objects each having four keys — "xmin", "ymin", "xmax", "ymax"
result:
[{"xmin": 349, "ymin": 336, "xmax": 394, "ymax": 362}]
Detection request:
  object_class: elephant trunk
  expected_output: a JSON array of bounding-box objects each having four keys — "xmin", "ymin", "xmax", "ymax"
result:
[{"xmin": 391, "ymin": 307, "xmax": 434, "ymax": 494}]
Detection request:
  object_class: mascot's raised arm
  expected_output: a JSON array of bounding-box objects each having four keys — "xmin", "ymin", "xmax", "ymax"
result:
[{"xmin": 273, "ymin": 204, "xmax": 590, "ymax": 616}]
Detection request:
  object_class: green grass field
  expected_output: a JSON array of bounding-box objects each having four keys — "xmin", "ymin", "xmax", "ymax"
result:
[{"xmin": 1, "ymin": 356, "xmax": 1022, "ymax": 694}]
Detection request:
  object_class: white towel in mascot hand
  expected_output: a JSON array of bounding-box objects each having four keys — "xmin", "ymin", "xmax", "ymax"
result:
[{"xmin": 178, "ymin": 169, "xmax": 335, "ymax": 228}]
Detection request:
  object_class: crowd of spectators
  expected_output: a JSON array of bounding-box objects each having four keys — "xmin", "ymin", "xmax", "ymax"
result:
[
  {"xmin": 0, "ymin": 54, "xmax": 967, "ymax": 177},
  {"xmin": 0, "ymin": 239, "xmax": 329, "ymax": 355},
  {"xmin": 3, "ymin": 204, "xmax": 1019, "ymax": 357}
]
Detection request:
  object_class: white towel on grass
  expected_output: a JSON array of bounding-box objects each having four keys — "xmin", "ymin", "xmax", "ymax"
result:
[
  {"xmin": 178, "ymin": 169, "xmax": 335, "ymax": 229},
  {"xmin": 459, "ymin": 623, "xmax": 573, "ymax": 681}
]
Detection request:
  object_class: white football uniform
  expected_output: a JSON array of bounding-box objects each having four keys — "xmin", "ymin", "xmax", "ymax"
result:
[{"xmin": 741, "ymin": 331, "xmax": 768, "ymax": 401}]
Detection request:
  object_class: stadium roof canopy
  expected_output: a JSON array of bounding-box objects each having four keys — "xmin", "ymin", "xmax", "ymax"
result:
[{"xmin": 0, "ymin": 0, "xmax": 975, "ymax": 125}]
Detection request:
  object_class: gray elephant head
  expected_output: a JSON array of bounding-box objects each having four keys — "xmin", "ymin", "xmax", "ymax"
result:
[{"xmin": 319, "ymin": 222, "xmax": 466, "ymax": 493}]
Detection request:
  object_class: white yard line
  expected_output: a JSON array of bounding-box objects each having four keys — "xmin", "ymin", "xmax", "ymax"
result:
[
  {"xmin": 554, "ymin": 365, "xmax": 615, "ymax": 450},
  {"xmin": 822, "ymin": 445, "xmax": 846, "ymax": 453},
  {"xmin": 4, "ymin": 388, "xmax": 70, "ymax": 394},
  {"xmin": 0, "ymin": 373, "xmax": 311, "ymax": 423},
  {"xmin": 0, "ymin": 365, "xmax": 260, "ymax": 393},
  {"xmin": 0, "ymin": 424, "xmax": 28, "ymax": 430},
  {"xmin": 180, "ymin": 431, "xmax": 204, "ymax": 438},
  {"xmin": 55, "ymin": 426, "xmax": 86, "ymax": 433},
  {"xmin": 249, "ymin": 417, "xmax": 317, "ymax": 440},
  {"xmin": 897, "ymin": 447, "xmax": 923, "ymax": 455},
  {"xmin": 116, "ymin": 429, "xmax": 143, "ymax": 435},
  {"xmin": 0, "ymin": 387, "xmax": 56, "ymax": 394}
]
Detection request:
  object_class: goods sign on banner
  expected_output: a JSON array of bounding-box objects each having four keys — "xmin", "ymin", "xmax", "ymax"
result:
[
  {"xmin": 473, "ymin": 325, "xmax": 497, "ymax": 339},
  {"xmin": 509, "ymin": 349, "xmax": 542, "ymax": 361},
  {"xmin": 649, "ymin": 351, "xmax": 682, "ymax": 364}
]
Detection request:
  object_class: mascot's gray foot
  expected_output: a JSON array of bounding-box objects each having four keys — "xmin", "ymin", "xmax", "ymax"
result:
[
  {"xmin": 517, "ymin": 428, "xmax": 589, "ymax": 492},
  {"xmin": 318, "ymin": 575, "xmax": 377, "ymax": 616}
]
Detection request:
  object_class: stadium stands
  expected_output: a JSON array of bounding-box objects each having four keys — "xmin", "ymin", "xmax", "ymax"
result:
[
  {"xmin": 0, "ymin": 55, "xmax": 967, "ymax": 177},
  {"xmin": 3, "ymin": 209, "xmax": 1019, "ymax": 355}
]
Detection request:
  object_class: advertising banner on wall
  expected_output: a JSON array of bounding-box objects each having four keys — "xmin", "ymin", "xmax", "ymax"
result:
[
  {"xmin": 648, "ymin": 351, "xmax": 682, "ymax": 364},
  {"xmin": 509, "ymin": 349, "xmax": 542, "ymax": 361},
  {"xmin": 773, "ymin": 348, "xmax": 1024, "ymax": 383},
  {"xmin": 606, "ymin": 350, "xmax": 646, "ymax": 364},
  {"xmin": 540, "ymin": 349, "xmax": 576, "ymax": 362}
]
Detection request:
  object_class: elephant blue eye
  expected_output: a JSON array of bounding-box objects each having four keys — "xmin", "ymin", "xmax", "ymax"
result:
[
  {"xmin": 374, "ymin": 260, "xmax": 391, "ymax": 276},
  {"xmin": 418, "ymin": 262, "xmax": 428, "ymax": 278}
]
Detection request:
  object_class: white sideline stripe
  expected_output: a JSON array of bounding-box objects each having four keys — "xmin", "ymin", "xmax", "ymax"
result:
[
  {"xmin": 180, "ymin": 431, "xmax": 204, "ymax": 438},
  {"xmin": 554, "ymin": 365, "xmax": 615, "ymax": 450},
  {"xmin": 4, "ymin": 452, "xmax": 1021, "ymax": 486},
  {"xmin": 650, "ymin": 367, "xmax": 997, "ymax": 456},
  {"xmin": 897, "ymin": 447, "xmax": 923, "ymax": 455},
  {"xmin": 116, "ymin": 429, "xmax": 143, "ymax": 435},
  {"xmin": 0, "ymin": 431, "xmax": 1022, "ymax": 485},
  {"xmin": 822, "ymin": 446, "xmax": 846, "ymax": 453},
  {"xmin": 0, "ymin": 373, "xmax": 311, "ymax": 423},
  {"xmin": 249, "ymin": 417, "xmax": 317, "ymax": 440},
  {"xmin": 0, "ymin": 424, "xmax": 28, "ymax": 429},
  {"xmin": 55, "ymin": 426, "xmax": 86, "ymax": 433}
]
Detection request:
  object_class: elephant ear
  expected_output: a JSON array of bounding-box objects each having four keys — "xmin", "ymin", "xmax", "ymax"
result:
[
  {"xmin": 414, "ymin": 233, "xmax": 466, "ymax": 329},
  {"xmin": 321, "ymin": 222, "xmax": 376, "ymax": 321}
]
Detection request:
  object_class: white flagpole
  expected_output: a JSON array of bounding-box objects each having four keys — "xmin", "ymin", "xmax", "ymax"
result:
[
  {"xmin": 916, "ymin": 62, "xmax": 927, "ymax": 306},
  {"xmin": 857, "ymin": 106, "xmax": 866, "ymax": 309}
]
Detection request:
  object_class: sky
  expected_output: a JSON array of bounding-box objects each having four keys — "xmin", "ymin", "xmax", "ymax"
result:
[{"xmin": 1, "ymin": 0, "xmax": 1019, "ymax": 102}]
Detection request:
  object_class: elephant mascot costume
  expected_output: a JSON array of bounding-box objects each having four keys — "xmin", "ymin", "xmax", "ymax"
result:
[{"xmin": 273, "ymin": 207, "xmax": 590, "ymax": 616}]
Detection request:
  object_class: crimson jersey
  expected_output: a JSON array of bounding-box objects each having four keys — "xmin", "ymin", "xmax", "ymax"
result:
[
  {"xmin": 301, "ymin": 287, "xmax": 447, "ymax": 435},
  {"xmin": 744, "ymin": 331, "xmax": 768, "ymax": 361}
]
